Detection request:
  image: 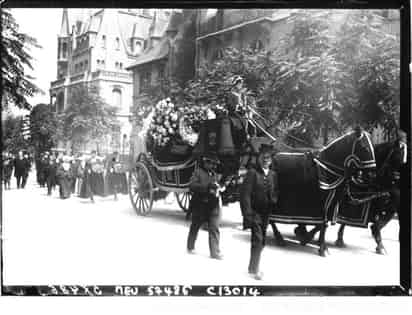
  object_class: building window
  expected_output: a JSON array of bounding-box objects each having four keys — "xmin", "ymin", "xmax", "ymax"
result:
[
  {"xmin": 119, "ymin": 62, "xmax": 123, "ymax": 69},
  {"xmin": 102, "ymin": 35, "xmax": 106, "ymax": 48},
  {"xmin": 62, "ymin": 42, "xmax": 68, "ymax": 58},
  {"xmin": 57, "ymin": 93, "xmax": 64, "ymax": 113},
  {"xmin": 115, "ymin": 37, "xmax": 120, "ymax": 50},
  {"xmin": 101, "ymin": 60, "xmax": 105, "ymax": 68},
  {"xmin": 134, "ymin": 40, "xmax": 142, "ymax": 54},
  {"xmin": 112, "ymin": 88, "xmax": 122, "ymax": 107},
  {"xmin": 250, "ymin": 39, "xmax": 264, "ymax": 51},
  {"xmin": 212, "ymin": 48, "xmax": 224, "ymax": 61},
  {"xmin": 203, "ymin": 41, "xmax": 209, "ymax": 60},
  {"xmin": 158, "ymin": 65, "xmax": 165, "ymax": 80},
  {"xmin": 140, "ymin": 71, "xmax": 151, "ymax": 93},
  {"xmin": 115, "ymin": 62, "xmax": 119, "ymax": 69},
  {"xmin": 85, "ymin": 60, "xmax": 88, "ymax": 70}
]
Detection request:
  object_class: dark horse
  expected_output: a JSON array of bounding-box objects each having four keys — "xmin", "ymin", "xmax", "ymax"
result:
[
  {"xmin": 332, "ymin": 138, "xmax": 407, "ymax": 254},
  {"xmin": 268, "ymin": 127, "xmax": 377, "ymax": 256}
]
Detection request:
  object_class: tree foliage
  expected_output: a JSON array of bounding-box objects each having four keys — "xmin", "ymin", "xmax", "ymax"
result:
[
  {"xmin": 2, "ymin": 114, "xmax": 28, "ymax": 153},
  {"xmin": 134, "ymin": 10, "xmax": 400, "ymax": 145},
  {"xmin": 29, "ymin": 103, "xmax": 58, "ymax": 154},
  {"xmin": 1, "ymin": 9, "xmax": 43, "ymax": 110},
  {"xmin": 59, "ymin": 85, "xmax": 119, "ymax": 151},
  {"xmin": 265, "ymin": 10, "xmax": 400, "ymax": 144}
]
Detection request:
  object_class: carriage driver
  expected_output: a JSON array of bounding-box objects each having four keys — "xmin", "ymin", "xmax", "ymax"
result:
[
  {"xmin": 240, "ymin": 143, "xmax": 279, "ymax": 280},
  {"xmin": 226, "ymin": 75, "xmax": 256, "ymax": 139},
  {"xmin": 187, "ymin": 152, "xmax": 225, "ymax": 260}
]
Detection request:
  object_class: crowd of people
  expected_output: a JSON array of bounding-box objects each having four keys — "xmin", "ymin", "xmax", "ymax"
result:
[
  {"xmin": 2, "ymin": 151, "xmax": 33, "ymax": 190},
  {"xmin": 2, "ymin": 149, "xmax": 128, "ymax": 202}
]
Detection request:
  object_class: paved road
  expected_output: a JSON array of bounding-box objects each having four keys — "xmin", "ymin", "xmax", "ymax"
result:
[{"xmin": 2, "ymin": 171, "xmax": 400, "ymax": 286}]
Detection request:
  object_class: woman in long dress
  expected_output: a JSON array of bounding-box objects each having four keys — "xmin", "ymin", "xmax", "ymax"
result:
[{"xmin": 56, "ymin": 156, "xmax": 74, "ymax": 199}]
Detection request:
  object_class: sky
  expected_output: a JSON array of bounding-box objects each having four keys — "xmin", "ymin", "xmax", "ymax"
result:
[{"xmin": 11, "ymin": 9, "xmax": 62, "ymax": 113}]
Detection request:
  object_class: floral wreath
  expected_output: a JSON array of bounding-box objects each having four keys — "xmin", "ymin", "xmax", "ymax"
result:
[{"xmin": 146, "ymin": 98, "xmax": 227, "ymax": 148}]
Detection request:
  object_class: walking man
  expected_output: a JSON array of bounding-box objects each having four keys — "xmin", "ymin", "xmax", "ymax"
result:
[
  {"xmin": 240, "ymin": 143, "xmax": 279, "ymax": 280},
  {"xmin": 187, "ymin": 152, "xmax": 224, "ymax": 260},
  {"xmin": 13, "ymin": 151, "xmax": 26, "ymax": 189}
]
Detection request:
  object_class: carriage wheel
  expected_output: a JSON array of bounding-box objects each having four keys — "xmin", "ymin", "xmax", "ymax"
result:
[
  {"xmin": 175, "ymin": 192, "xmax": 192, "ymax": 213},
  {"xmin": 129, "ymin": 162, "xmax": 154, "ymax": 216}
]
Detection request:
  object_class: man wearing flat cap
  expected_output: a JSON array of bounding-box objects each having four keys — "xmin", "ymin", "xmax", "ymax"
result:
[
  {"xmin": 187, "ymin": 152, "xmax": 224, "ymax": 260},
  {"xmin": 240, "ymin": 143, "xmax": 279, "ymax": 280}
]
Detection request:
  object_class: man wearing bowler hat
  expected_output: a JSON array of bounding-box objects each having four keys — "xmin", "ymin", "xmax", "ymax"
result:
[
  {"xmin": 187, "ymin": 152, "xmax": 224, "ymax": 260},
  {"xmin": 240, "ymin": 143, "xmax": 279, "ymax": 280}
]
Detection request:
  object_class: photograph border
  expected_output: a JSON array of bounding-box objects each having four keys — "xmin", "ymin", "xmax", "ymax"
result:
[{"xmin": 1, "ymin": 0, "xmax": 410, "ymax": 297}]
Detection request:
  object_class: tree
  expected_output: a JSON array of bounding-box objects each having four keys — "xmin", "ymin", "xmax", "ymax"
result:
[
  {"xmin": 1, "ymin": 9, "xmax": 43, "ymax": 110},
  {"xmin": 333, "ymin": 10, "xmax": 400, "ymax": 138},
  {"xmin": 260, "ymin": 10, "xmax": 400, "ymax": 145},
  {"xmin": 2, "ymin": 114, "xmax": 28, "ymax": 153},
  {"xmin": 133, "ymin": 10, "xmax": 400, "ymax": 146},
  {"xmin": 29, "ymin": 103, "xmax": 58, "ymax": 155},
  {"xmin": 59, "ymin": 85, "xmax": 119, "ymax": 152}
]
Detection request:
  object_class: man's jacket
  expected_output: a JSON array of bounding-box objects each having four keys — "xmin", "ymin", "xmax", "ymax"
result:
[
  {"xmin": 189, "ymin": 167, "xmax": 221, "ymax": 216},
  {"xmin": 240, "ymin": 166, "xmax": 279, "ymax": 217}
]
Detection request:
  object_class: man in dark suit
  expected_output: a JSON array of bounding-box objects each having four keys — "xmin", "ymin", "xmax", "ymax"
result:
[
  {"xmin": 187, "ymin": 152, "xmax": 224, "ymax": 260},
  {"xmin": 21, "ymin": 152, "xmax": 31, "ymax": 188},
  {"xmin": 240, "ymin": 144, "xmax": 279, "ymax": 280},
  {"xmin": 45, "ymin": 155, "xmax": 58, "ymax": 196},
  {"xmin": 13, "ymin": 151, "xmax": 26, "ymax": 189}
]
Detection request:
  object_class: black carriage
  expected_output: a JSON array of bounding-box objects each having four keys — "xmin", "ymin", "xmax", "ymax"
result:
[
  {"xmin": 129, "ymin": 152, "xmax": 197, "ymax": 215},
  {"xmin": 128, "ymin": 116, "xmax": 257, "ymax": 215}
]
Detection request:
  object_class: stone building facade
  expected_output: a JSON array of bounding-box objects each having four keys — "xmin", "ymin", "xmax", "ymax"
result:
[
  {"xmin": 49, "ymin": 9, "xmax": 172, "ymax": 153},
  {"xmin": 195, "ymin": 9, "xmax": 295, "ymax": 69}
]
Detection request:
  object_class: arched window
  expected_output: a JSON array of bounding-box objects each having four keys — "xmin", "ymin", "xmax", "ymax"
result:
[
  {"xmin": 115, "ymin": 37, "xmax": 120, "ymax": 50},
  {"xmin": 115, "ymin": 62, "xmax": 119, "ymax": 69},
  {"xmin": 134, "ymin": 40, "xmax": 142, "ymax": 54},
  {"xmin": 112, "ymin": 88, "xmax": 122, "ymax": 107}
]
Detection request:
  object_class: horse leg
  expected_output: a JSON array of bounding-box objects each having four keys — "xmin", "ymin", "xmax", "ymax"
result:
[
  {"xmin": 270, "ymin": 222, "xmax": 286, "ymax": 247},
  {"xmin": 318, "ymin": 223, "xmax": 329, "ymax": 257},
  {"xmin": 371, "ymin": 222, "xmax": 386, "ymax": 255},
  {"xmin": 303, "ymin": 225, "xmax": 322, "ymax": 246},
  {"xmin": 335, "ymin": 224, "xmax": 346, "ymax": 247},
  {"xmin": 371, "ymin": 212, "xmax": 394, "ymax": 255},
  {"xmin": 294, "ymin": 224, "xmax": 308, "ymax": 244}
]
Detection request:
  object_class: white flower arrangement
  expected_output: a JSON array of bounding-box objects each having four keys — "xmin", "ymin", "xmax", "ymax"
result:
[{"xmin": 147, "ymin": 98, "xmax": 222, "ymax": 149}]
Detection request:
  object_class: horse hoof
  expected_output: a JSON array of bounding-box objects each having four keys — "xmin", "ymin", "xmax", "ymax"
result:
[
  {"xmin": 335, "ymin": 240, "xmax": 346, "ymax": 248},
  {"xmin": 376, "ymin": 247, "xmax": 387, "ymax": 255},
  {"xmin": 318, "ymin": 250, "xmax": 326, "ymax": 257}
]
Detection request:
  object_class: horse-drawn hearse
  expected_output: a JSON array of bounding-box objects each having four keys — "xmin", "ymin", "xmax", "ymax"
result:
[{"xmin": 128, "ymin": 98, "xmax": 407, "ymax": 256}]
